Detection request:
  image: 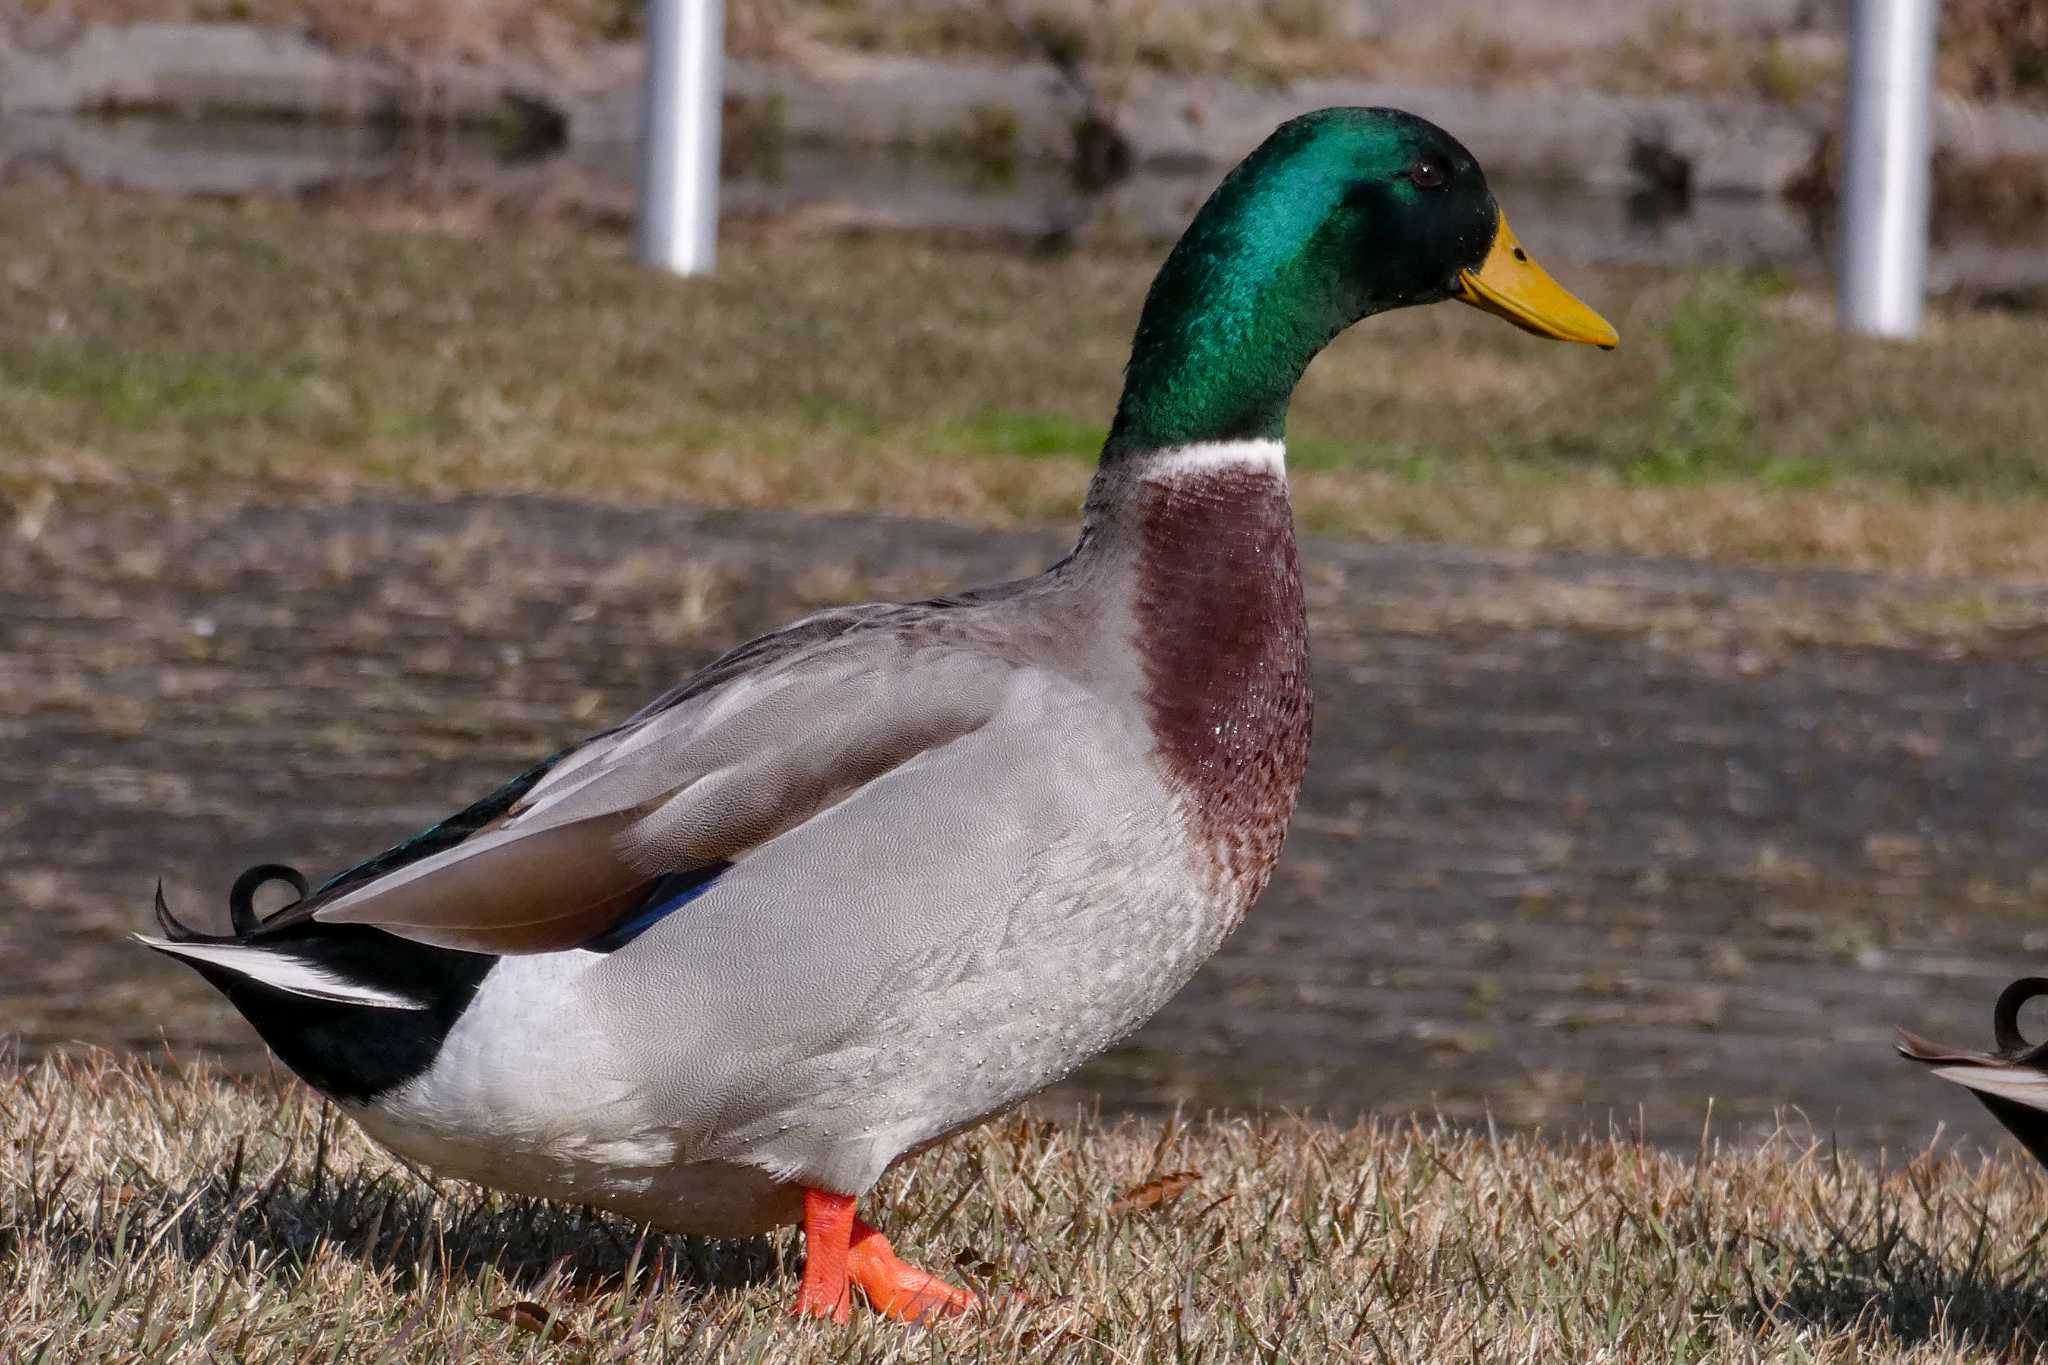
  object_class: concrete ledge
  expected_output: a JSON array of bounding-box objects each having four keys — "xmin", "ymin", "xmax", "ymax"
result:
[
  {"xmin": 2, "ymin": 22, "xmax": 408, "ymax": 118},
  {"xmin": 0, "ymin": 20, "xmax": 567, "ymax": 125},
  {"xmin": 8, "ymin": 21, "xmax": 2048, "ymax": 199},
  {"xmin": 567, "ymin": 48, "xmax": 1832, "ymax": 194}
]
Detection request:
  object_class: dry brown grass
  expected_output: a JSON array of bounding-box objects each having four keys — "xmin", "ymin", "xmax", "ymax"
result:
[
  {"xmin": 7, "ymin": 1050, "xmax": 2048, "ymax": 1362},
  {"xmin": 1943, "ymin": 0, "xmax": 2048, "ymax": 105},
  {"xmin": 0, "ymin": 0, "xmax": 1958, "ymax": 107},
  {"xmin": 6, "ymin": 188, "xmax": 2048, "ymax": 578},
  {"xmin": 1290, "ymin": 473, "xmax": 2048, "ymax": 581},
  {"xmin": 11, "ymin": 0, "xmax": 633, "ymax": 74}
]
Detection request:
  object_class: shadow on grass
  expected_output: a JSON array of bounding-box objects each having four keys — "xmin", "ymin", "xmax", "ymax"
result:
[
  {"xmin": 1735, "ymin": 1167, "xmax": 2048, "ymax": 1357},
  {"xmin": 18, "ymin": 1104, "xmax": 783, "ymax": 1308}
]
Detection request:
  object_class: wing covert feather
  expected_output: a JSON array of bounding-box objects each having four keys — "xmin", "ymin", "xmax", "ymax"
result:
[{"xmin": 313, "ymin": 626, "xmax": 1024, "ymax": 953}]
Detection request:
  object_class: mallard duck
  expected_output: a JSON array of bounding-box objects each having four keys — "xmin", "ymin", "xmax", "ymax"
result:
[
  {"xmin": 140, "ymin": 107, "xmax": 1617, "ymax": 1322},
  {"xmin": 1898, "ymin": 979, "xmax": 2048, "ymax": 1169}
]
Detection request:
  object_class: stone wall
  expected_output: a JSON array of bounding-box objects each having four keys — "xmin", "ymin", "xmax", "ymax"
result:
[{"xmin": 858, "ymin": 0, "xmax": 1848, "ymax": 48}]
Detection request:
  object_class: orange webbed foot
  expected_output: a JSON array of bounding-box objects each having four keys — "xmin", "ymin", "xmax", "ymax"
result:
[
  {"xmin": 793, "ymin": 1188, "xmax": 977, "ymax": 1324},
  {"xmin": 847, "ymin": 1219, "xmax": 977, "ymax": 1322}
]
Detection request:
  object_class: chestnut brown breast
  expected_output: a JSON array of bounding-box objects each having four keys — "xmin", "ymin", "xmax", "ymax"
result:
[{"xmin": 1131, "ymin": 467, "xmax": 1312, "ymax": 909}]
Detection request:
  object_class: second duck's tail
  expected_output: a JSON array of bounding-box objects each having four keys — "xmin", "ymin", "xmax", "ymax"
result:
[{"xmin": 1898, "ymin": 978, "xmax": 2048, "ymax": 1170}]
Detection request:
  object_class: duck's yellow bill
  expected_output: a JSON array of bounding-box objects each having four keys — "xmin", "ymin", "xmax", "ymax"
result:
[{"xmin": 1457, "ymin": 214, "xmax": 1618, "ymax": 349}]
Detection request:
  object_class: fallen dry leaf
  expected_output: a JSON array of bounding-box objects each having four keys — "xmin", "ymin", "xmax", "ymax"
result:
[
  {"xmin": 953, "ymin": 1247, "xmax": 1000, "ymax": 1279},
  {"xmin": 483, "ymin": 1301, "xmax": 582, "ymax": 1343},
  {"xmin": 1109, "ymin": 1170, "xmax": 1201, "ymax": 1216}
]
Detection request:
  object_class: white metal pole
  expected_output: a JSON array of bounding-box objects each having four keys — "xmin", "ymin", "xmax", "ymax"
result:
[
  {"xmin": 638, "ymin": 0, "xmax": 724, "ymax": 275},
  {"xmin": 1838, "ymin": 0, "xmax": 1939, "ymax": 338}
]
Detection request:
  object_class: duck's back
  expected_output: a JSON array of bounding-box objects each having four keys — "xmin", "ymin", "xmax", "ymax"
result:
[{"xmin": 347, "ymin": 563, "xmax": 1255, "ymax": 1216}]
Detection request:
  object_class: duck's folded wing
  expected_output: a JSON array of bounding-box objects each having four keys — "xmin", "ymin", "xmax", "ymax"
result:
[{"xmin": 310, "ymin": 632, "xmax": 1022, "ymax": 954}]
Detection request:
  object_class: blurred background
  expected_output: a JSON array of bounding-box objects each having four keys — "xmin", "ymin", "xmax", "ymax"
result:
[{"xmin": 5, "ymin": 0, "xmax": 2048, "ymax": 1156}]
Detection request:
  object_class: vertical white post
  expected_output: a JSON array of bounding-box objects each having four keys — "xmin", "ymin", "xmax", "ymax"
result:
[
  {"xmin": 638, "ymin": 0, "xmax": 724, "ymax": 275},
  {"xmin": 1838, "ymin": 0, "xmax": 1939, "ymax": 338}
]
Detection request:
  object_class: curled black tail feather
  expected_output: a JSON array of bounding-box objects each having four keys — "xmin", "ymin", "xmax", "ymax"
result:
[
  {"xmin": 1993, "ymin": 977, "xmax": 2048, "ymax": 1059},
  {"xmin": 152, "ymin": 864, "xmax": 310, "ymax": 944},
  {"xmin": 228, "ymin": 864, "xmax": 309, "ymax": 937},
  {"xmin": 153, "ymin": 881, "xmax": 200, "ymax": 941}
]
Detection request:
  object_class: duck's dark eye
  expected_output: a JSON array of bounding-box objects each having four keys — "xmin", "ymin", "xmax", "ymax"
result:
[{"xmin": 1407, "ymin": 158, "xmax": 1447, "ymax": 190}]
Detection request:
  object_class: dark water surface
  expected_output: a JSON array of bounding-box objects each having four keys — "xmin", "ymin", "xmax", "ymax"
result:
[
  {"xmin": 6, "ymin": 494, "xmax": 2047, "ymax": 1154},
  {"xmin": 8, "ymin": 112, "xmax": 2048, "ymax": 295}
]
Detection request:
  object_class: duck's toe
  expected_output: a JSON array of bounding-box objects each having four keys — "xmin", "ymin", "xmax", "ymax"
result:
[
  {"xmin": 846, "ymin": 1221, "xmax": 977, "ymax": 1323},
  {"xmin": 793, "ymin": 1274, "xmax": 855, "ymax": 1324},
  {"xmin": 794, "ymin": 1188, "xmax": 977, "ymax": 1324}
]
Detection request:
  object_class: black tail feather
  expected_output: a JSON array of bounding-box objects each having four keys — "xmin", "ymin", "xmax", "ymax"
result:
[
  {"xmin": 152, "ymin": 864, "xmax": 313, "ymax": 944},
  {"xmin": 153, "ymin": 881, "xmax": 209, "ymax": 942},
  {"xmin": 1994, "ymin": 977, "xmax": 2048, "ymax": 1059},
  {"xmin": 227, "ymin": 863, "xmax": 309, "ymax": 937}
]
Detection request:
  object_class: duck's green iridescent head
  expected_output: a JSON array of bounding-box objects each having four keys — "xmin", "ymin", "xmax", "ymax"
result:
[{"xmin": 1106, "ymin": 107, "xmax": 1616, "ymax": 459}]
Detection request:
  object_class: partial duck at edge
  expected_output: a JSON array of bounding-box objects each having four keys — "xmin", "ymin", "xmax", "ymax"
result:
[{"xmin": 1900, "ymin": 979, "xmax": 2048, "ymax": 1170}]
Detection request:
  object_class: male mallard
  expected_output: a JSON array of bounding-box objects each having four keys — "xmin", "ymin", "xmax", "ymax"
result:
[
  {"xmin": 141, "ymin": 107, "xmax": 1616, "ymax": 1322},
  {"xmin": 1899, "ymin": 979, "xmax": 2048, "ymax": 1170}
]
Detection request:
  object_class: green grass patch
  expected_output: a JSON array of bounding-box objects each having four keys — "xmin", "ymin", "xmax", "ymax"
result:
[
  {"xmin": 9, "ymin": 190, "xmax": 2048, "ymax": 574},
  {"xmin": 963, "ymin": 409, "xmax": 1104, "ymax": 460},
  {"xmin": 1629, "ymin": 271, "xmax": 1764, "ymax": 485},
  {"xmin": 17, "ymin": 349, "xmax": 309, "ymax": 431}
]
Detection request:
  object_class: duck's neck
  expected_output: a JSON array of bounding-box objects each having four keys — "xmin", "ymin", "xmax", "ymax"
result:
[
  {"xmin": 1103, "ymin": 315, "xmax": 1322, "ymax": 458},
  {"xmin": 1075, "ymin": 132, "xmax": 1372, "ymax": 895},
  {"xmin": 1098, "ymin": 128, "xmax": 1367, "ymax": 462},
  {"xmin": 1111, "ymin": 439, "xmax": 1312, "ymax": 906}
]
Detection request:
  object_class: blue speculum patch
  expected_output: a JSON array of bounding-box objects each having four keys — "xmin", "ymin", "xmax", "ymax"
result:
[{"xmin": 584, "ymin": 861, "xmax": 733, "ymax": 953}]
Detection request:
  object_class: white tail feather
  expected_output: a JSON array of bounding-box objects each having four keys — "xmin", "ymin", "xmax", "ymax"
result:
[{"xmin": 133, "ymin": 935, "xmax": 427, "ymax": 1010}]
